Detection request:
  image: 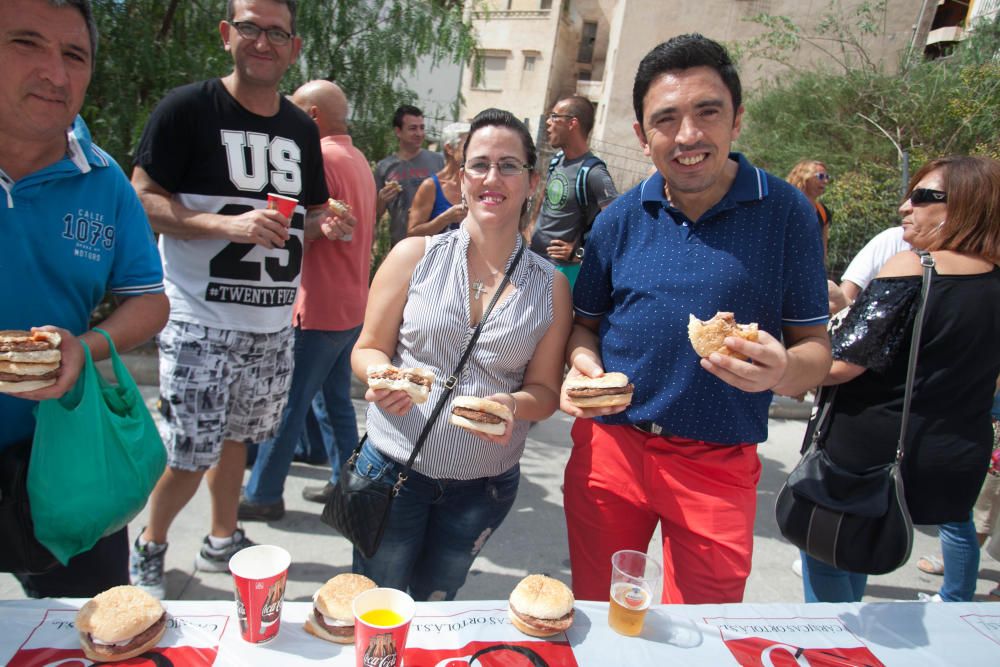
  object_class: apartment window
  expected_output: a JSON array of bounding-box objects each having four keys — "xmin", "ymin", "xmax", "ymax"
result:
[
  {"xmin": 524, "ymin": 55, "xmax": 536, "ymax": 71},
  {"xmin": 577, "ymin": 21, "xmax": 597, "ymax": 64},
  {"xmin": 577, "ymin": 70, "xmax": 591, "ymax": 81},
  {"xmin": 474, "ymin": 54, "xmax": 508, "ymax": 90},
  {"xmin": 540, "ymin": 0, "xmax": 553, "ymax": 9}
]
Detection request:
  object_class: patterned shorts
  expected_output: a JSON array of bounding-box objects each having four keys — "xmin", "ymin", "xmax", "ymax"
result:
[{"xmin": 157, "ymin": 320, "xmax": 293, "ymax": 471}]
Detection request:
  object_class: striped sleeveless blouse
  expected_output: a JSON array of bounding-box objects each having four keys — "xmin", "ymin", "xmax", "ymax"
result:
[{"xmin": 365, "ymin": 226, "xmax": 555, "ymax": 479}]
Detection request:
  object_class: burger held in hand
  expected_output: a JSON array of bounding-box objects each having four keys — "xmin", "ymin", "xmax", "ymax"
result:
[
  {"xmin": 0, "ymin": 329, "xmax": 61, "ymax": 394},
  {"xmin": 564, "ymin": 372, "xmax": 633, "ymax": 408},
  {"xmin": 304, "ymin": 573, "xmax": 377, "ymax": 644},
  {"xmin": 449, "ymin": 396, "xmax": 513, "ymax": 436},
  {"xmin": 508, "ymin": 574, "xmax": 575, "ymax": 637},
  {"xmin": 366, "ymin": 364, "xmax": 435, "ymax": 404},
  {"xmin": 688, "ymin": 311, "xmax": 759, "ymax": 361},
  {"xmin": 76, "ymin": 585, "xmax": 167, "ymax": 662}
]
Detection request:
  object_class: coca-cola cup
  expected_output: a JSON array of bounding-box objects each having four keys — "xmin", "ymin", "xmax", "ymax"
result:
[
  {"xmin": 229, "ymin": 545, "xmax": 291, "ymax": 644},
  {"xmin": 352, "ymin": 587, "xmax": 416, "ymax": 667},
  {"xmin": 266, "ymin": 193, "xmax": 298, "ymax": 220}
]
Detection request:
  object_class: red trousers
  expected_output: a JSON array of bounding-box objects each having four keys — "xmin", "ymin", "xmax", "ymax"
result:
[{"xmin": 563, "ymin": 419, "xmax": 760, "ymax": 604}]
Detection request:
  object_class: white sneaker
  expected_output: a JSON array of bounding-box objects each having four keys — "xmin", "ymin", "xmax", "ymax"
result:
[
  {"xmin": 129, "ymin": 534, "xmax": 167, "ymax": 599},
  {"xmin": 791, "ymin": 559, "xmax": 803, "ymax": 578},
  {"xmin": 917, "ymin": 592, "xmax": 943, "ymax": 602}
]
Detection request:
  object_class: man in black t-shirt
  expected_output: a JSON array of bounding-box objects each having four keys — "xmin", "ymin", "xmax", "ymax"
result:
[{"xmin": 128, "ymin": 0, "xmax": 351, "ymax": 599}]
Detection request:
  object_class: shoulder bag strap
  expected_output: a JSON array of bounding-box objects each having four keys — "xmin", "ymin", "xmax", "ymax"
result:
[
  {"xmin": 896, "ymin": 251, "xmax": 935, "ymax": 462},
  {"xmin": 389, "ymin": 242, "xmax": 526, "ymax": 493}
]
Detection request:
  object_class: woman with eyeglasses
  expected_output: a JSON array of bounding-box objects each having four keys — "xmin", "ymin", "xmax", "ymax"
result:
[
  {"xmin": 787, "ymin": 160, "xmax": 833, "ymax": 259},
  {"xmin": 349, "ymin": 108, "xmax": 572, "ymax": 600},
  {"xmin": 407, "ymin": 122, "xmax": 470, "ymax": 237},
  {"xmin": 799, "ymin": 156, "xmax": 1000, "ymax": 603}
]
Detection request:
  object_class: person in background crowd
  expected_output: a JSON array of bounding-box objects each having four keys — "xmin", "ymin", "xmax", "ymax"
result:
[
  {"xmin": 128, "ymin": 0, "xmax": 347, "ymax": 598},
  {"xmin": 0, "ymin": 0, "xmax": 168, "ymax": 597},
  {"xmin": 787, "ymin": 159, "xmax": 833, "ymax": 260},
  {"xmin": 800, "ymin": 156, "xmax": 1000, "ymax": 603},
  {"xmin": 528, "ymin": 95, "xmax": 618, "ymax": 291},
  {"xmin": 351, "ymin": 108, "xmax": 572, "ymax": 600},
  {"xmin": 561, "ymin": 34, "xmax": 831, "ymax": 605},
  {"xmin": 840, "ymin": 224, "xmax": 911, "ymax": 304},
  {"xmin": 407, "ymin": 122, "xmax": 469, "ymax": 237},
  {"xmin": 240, "ymin": 79, "xmax": 376, "ymax": 516},
  {"xmin": 375, "ymin": 104, "xmax": 444, "ymax": 246}
]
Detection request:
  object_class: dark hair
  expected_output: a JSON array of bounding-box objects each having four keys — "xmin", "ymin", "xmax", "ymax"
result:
[
  {"xmin": 632, "ymin": 34, "xmax": 742, "ymax": 129},
  {"xmin": 907, "ymin": 156, "xmax": 1000, "ymax": 263},
  {"xmin": 50, "ymin": 0, "xmax": 97, "ymax": 65},
  {"xmin": 227, "ymin": 0, "xmax": 298, "ymax": 34},
  {"xmin": 559, "ymin": 95, "xmax": 596, "ymax": 136},
  {"xmin": 393, "ymin": 105, "xmax": 424, "ymax": 129},
  {"xmin": 462, "ymin": 108, "xmax": 537, "ymax": 170}
]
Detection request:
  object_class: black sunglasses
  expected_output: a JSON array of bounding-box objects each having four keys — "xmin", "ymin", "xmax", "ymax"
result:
[{"xmin": 908, "ymin": 188, "xmax": 947, "ymax": 205}]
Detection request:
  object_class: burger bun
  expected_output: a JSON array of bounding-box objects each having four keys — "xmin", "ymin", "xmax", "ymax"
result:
[
  {"xmin": 76, "ymin": 585, "xmax": 166, "ymax": 662},
  {"xmin": 688, "ymin": 312, "xmax": 759, "ymax": 361},
  {"xmin": 366, "ymin": 364, "xmax": 434, "ymax": 404},
  {"xmin": 564, "ymin": 372, "xmax": 633, "ymax": 408},
  {"xmin": 305, "ymin": 573, "xmax": 376, "ymax": 644},
  {"xmin": 508, "ymin": 575, "xmax": 575, "ymax": 638},
  {"xmin": 449, "ymin": 396, "xmax": 512, "ymax": 436}
]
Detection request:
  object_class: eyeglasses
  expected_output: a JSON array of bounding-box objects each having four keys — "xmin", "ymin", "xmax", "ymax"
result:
[
  {"xmin": 228, "ymin": 21, "xmax": 293, "ymax": 46},
  {"xmin": 546, "ymin": 112, "xmax": 576, "ymax": 122},
  {"xmin": 908, "ymin": 188, "xmax": 947, "ymax": 206},
  {"xmin": 815, "ymin": 172, "xmax": 831, "ymax": 182},
  {"xmin": 464, "ymin": 159, "xmax": 533, "ymax": 177}
]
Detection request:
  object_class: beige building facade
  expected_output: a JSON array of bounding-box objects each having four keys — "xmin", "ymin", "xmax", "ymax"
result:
[{"xmin": 459, "ymin": 0, "xmax": 958, "ymax": 189}]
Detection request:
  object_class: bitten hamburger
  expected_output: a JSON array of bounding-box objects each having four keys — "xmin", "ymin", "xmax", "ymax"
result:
[
  {"xmin": 76, "ymin": 585, "xmax": 167, "ymax": 662},
  {"xmin": 508, "ymin": 574, "xmax": 575, "ymax": 638},
  {"xmin": 327, "ymin": 198, "xmax": 351, "ymax": 217},
  {"xmin": 449, "ymin": 396, "xmax": 513, "ymax": 436},
  {"xmin": 564, "ymin": 372, "xmax": 633, "ymax": 408},
  {"xmin": 366, "ymin": 364, "xmax": 434, "ymax": 404},
  {"xmin": 0, "ymin": 329, "xmax": 62, "ymax": 394},
  {"xmin": 304, "ymin": 573, "xmax": 377, "ymax": 644},
  {"xmin": 688, "ymin": 311, "xmax": 759, "ymax": 361}
]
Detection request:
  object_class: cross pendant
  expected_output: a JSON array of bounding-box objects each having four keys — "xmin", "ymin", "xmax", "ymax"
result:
[{"xmin": 471, "ymin": 280, "xmax": 486, "ymax": 300}]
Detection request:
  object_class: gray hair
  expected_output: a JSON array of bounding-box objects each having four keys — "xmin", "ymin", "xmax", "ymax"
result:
[
  {"xmin": 50, "ymin": 0, "xmax": 98, "ymax": 65},
  {"xmin": 440, "ymin": 122, "xmax": 471, "ymax": 150}
]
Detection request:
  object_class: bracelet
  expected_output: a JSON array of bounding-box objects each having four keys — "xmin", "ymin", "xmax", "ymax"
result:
[{"xmin": 505, "ymin": 392, "xmax": 518, "ymax": 417}]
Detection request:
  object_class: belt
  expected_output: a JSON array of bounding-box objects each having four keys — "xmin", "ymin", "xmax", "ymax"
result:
[{"xmin": 632, "ymin": 421, "xmax": 674, "ymax": 437}]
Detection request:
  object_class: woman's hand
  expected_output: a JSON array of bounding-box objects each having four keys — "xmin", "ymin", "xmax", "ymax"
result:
[{"xmin": 365, "ymin": 387, "xmax": 414, "ymax": 416}]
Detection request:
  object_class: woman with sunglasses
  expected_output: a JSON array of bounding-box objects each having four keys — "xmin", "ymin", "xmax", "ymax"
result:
[
  {"xmin": 349, "ymin": 108, "xmax": 572, "ymax": 600},
  {"xmin": 787, "ymin": 160, "xmax": 833, "ymax": 259},
  {"xmin": 799, "ymin": 156, "xmax": 1000, "ymax": 603}
]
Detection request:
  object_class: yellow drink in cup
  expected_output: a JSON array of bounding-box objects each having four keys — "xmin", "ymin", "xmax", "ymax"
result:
[
  {"xmin": 360, "ymin": 609, "xmax": 405, "ymax": 627},
  {"xmin": 608, "ymin": 582, "xmax": 652, "ymax": 636}
]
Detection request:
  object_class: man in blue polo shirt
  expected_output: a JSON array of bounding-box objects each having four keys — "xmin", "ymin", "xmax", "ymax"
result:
[
  {"xmin": 560, "ymin": 34, "xmax": 831, "ymax": 605},
  {"xmin": 0, "ymin": 0, "xmax": 168, "ymax": 596}
]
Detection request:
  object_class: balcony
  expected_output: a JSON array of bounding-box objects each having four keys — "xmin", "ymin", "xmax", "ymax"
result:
[
  {"xmin": 471, "ymin": 10, "xmax": 551, "ymax": 20},
  {"xmin": 925, "ymin": 25, "xmax": 964, "ymax": 45},
  {"xmin": 576, "ymin": 79, "xmax": 603, "ymax": 101}
]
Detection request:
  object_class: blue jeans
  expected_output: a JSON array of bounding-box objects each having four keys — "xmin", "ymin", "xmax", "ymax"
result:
[
  {"xmin": 245, "ymin": 326, "xmax": 360, "ymax": 503},
  {"xmin": 937, "ymin": 515, "xmax": 979, "ymax": 601},
  {"xmin": 801, "ymin": 551, "xmax": 867, "ymax": 602},
  {"xmin": 350, "ymin": 442, "xmax": 519, "ymax": 601},
  {"xmin": 295, "ymin": 393, "xmax": 333, "ymax": 466}
]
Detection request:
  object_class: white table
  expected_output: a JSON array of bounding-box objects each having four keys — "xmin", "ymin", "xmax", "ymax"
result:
[{"xmin": 1, "ymin": 598, "xmax": 998, "ymax": 665}]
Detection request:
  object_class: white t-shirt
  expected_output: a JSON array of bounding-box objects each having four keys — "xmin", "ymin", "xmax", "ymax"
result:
[{"xmin": 840, "ymin": 226, "xmax": 911, "ymax": 291}]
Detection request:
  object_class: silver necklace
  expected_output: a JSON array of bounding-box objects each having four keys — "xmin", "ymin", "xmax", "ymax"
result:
[{"xmin": 471, "ymin": 268, "xmax": 500, "ymax": 300}]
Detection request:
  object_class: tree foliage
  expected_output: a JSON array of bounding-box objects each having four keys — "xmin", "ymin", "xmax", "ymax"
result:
[
  {"xmin": 733, "ymin": 2, "xmax": 1000, "ymax": 276},
  {"xmin": 83, "ymin": 0, "xmax": 477, "ymax": 169}
]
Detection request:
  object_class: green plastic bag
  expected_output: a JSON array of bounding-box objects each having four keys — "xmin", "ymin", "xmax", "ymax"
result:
[{"xmin": 28, "ymin": 328, "xmax": 166, "ymax": 565}]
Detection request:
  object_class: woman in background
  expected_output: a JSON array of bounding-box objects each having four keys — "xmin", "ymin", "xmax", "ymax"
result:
[
  {"xmin": 787, "ymin": 159, "xmax": 833, "ymax": 260},
  {"xmin": 407, "ymin": 122, "xmax": 470, "ymax": 237}
]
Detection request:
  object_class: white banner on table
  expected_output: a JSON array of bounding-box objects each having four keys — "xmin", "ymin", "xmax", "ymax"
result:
[
  {"xmin": 6, "ymin": 608, "xmax": 229, "ymax": 667},
  {"xmin": 705, "ymin": 615, "xmax": 884, "ymax": 666},
  {"xmin": 960, "ymin": 613, "xmax": 1000, "ymax": 648}
]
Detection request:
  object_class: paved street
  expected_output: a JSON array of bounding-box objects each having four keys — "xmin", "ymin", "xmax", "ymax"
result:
[{"xmin": 3, "ymin": 388, "xmax": 998, "ymax": 605}]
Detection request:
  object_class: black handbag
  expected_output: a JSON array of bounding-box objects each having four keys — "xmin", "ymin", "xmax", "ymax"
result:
[
  {"xmin": 775, "ymin": 252, "xmax": 934, "ymax": 575},
  {"xmin": 0, "ymin": 439, "xmax": 59, "ymax": 575},
  {"xmin": 322, "ymin": 244, "xmax": 524, "ymax": 559}
]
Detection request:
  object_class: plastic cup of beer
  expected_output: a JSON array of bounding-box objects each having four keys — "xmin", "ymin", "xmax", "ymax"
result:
[
  {"xmin": 608, "ymin": 549, "xmax": 661, "ymax": 637},
  {"xmin": 228, "ymin": 545, "xmax": 291, "ymax": 643},
  {"xmin": 266, "ymin": 192, "xmax": 298, "ymax": 220},
  {"xmin": 352, "ymin": 587, "xmax": 416, "ymax": 667}
]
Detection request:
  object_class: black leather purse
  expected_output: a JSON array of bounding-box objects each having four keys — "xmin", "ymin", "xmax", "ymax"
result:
[
  {"xmin": 322, "ymin": 245, "xmax": 524, "ymax": 559},
  {"xmin": 775, "ymin": 252, "xmax": 934, "ymax": 575}
]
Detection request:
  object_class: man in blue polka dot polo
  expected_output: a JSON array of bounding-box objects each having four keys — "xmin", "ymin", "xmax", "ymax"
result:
[{"xmin": 560, "ymin": 34, "xmax": 832, "ymax": 606}]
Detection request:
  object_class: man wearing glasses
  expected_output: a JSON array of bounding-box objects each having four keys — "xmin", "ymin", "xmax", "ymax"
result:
[
  {"xmin": 529, "ymin": 96, "xmax": 617, "ymax": 290},
  {"xmin": 128, "ymin": 0, "xmax": 348, "ymax": 598}
]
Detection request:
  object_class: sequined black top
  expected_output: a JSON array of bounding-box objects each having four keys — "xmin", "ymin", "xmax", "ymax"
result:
[{"xmin": 817, "ymin": 266, "xmax": 1000, "ymax": 524}]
